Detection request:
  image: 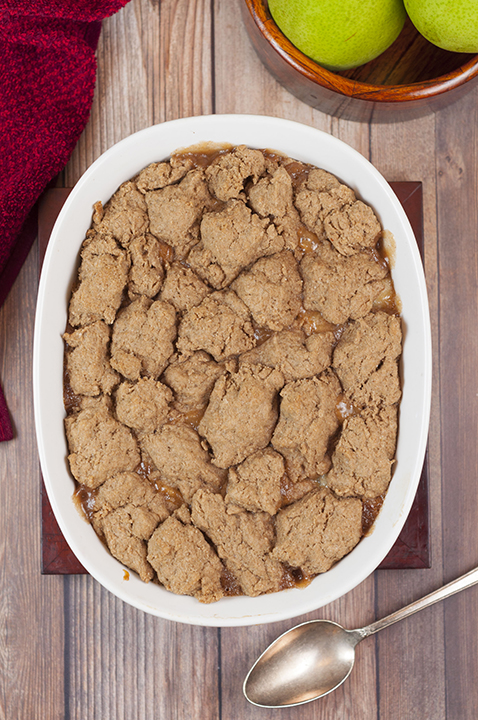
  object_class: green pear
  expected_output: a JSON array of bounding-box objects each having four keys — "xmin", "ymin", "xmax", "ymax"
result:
[
  {"xmin": 268, "ymin": 0, "xmax": 407, "ymax": 71},
  {"xmin": 404, "ymin": 0, "xmax": 478, "ymax": 53}
]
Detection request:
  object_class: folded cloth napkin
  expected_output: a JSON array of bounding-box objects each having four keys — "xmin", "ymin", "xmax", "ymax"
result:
[{"xmin": 0, "ymin": 0, "xmax": 130, "ymax": 441}]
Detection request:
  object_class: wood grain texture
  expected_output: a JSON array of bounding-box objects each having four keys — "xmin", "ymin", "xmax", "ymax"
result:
[
  {"xmin": 2, "ymin": 0, "xmax": 478, "ymax": 717},
  {"xmin": 64, "ymin": 576, "xmax": 220, "ymax": 720},
  {"xmin": 0, "ymin": 246, "xmax": 65, "ymax": 720},
  {"xmin": 435, "ymin": 91, "xmax": 478, "ymax": 720}
]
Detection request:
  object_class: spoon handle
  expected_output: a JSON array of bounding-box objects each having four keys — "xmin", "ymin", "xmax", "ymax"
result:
[{"xmin": 358, "ymin": 566, "xmax": 478, "ymax": 639}]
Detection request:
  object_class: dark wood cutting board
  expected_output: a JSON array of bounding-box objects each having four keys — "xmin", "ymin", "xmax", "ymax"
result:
[{"xmin": 38, "ymin": 181, "xmax": 430, "ymax": 574}]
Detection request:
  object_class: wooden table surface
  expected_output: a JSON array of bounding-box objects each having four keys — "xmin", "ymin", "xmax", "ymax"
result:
[{"xmin": 1, "ymin": 1, "xmax": 478, "ymax": 718}]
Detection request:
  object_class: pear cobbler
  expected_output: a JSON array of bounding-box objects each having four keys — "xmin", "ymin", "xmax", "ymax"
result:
[{"xmin": 63, "ymin": 145, "xmax": 402, "ymax": 603}]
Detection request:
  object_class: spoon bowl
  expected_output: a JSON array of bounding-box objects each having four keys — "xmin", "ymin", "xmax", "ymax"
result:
[
  {"xmin": 244, "ymin": 565, "xmax": 478, "ymax": 707},
  {"xmin": 245, "ymin": 621, "xmax": 360, "ymax": 707}
]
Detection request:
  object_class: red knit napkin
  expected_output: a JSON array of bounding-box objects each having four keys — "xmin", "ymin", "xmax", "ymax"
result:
[{"xmin": 0, "ymin": 0, "xmax": 131, "ymax": 441}]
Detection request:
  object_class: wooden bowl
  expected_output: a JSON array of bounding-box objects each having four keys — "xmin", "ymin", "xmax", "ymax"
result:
[{"xmin": 242, "ymin": 0, "xmax": 478, "ymax": 122}]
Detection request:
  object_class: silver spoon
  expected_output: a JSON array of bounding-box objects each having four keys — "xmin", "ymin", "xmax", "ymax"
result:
[{"xmin": 244, "ymin": 565, "xmax": 478, "ymax": 708}]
